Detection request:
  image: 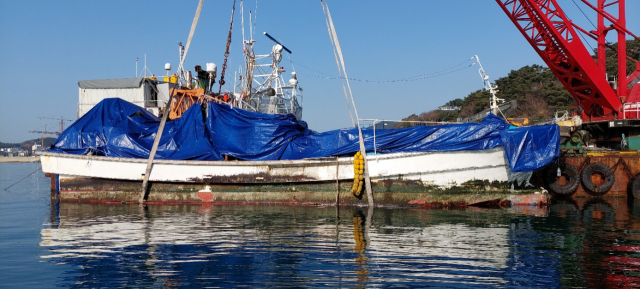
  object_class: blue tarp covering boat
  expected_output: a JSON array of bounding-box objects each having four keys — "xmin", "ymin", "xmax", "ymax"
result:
[{"xmin": 50, "ymin": 98, "xmax": 560, "ymax": 172}]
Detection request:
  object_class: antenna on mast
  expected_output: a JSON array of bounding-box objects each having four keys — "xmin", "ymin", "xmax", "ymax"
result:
[
  {"xmin": 263, "ymin": 32, "xmax": 292, "ymax": 54},
  {"xmin": 144, "ymin": 54, "xmax": 147, "ymax": 77},
  {"xmin": 253, "ymin": 0, "xmax": 258, "ymax": 40},
  {"xmin": 241, "ymin": 0, "xmax": 245, "ymax": 42},
  {"xmin": 138, "ymin": 54, "xmax": 153, "ymax": 78}
]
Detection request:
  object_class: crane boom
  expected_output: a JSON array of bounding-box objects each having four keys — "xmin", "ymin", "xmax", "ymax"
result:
[
  {"xmin": 495, "ymin": 0, "xmax": 635, "ymax": 121},
  {"xmin": 29, "ymin": 124, "xmax": 59, "ymax": 136}
]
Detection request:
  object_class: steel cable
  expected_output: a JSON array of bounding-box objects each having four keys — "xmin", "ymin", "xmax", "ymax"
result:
[{"xmin": 295, "ymin": 59, "xmax": 477, "ymax": 83}]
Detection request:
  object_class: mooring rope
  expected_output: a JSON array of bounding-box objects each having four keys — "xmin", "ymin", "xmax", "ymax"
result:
[{"xmin": 4, "ymin": 165, "xmax": 42, "ymax": 191}]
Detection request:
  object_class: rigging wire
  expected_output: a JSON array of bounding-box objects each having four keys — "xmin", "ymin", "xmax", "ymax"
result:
[
  {"xmin": 571, "ymin": 0, "xmax": 597, "ymax": 30},
  {"xmin": 568, "ymin": 1, "xmax": 640, "ymax": 80},
  {"xmin": 566, "ymin": 0, "xmax": 640, "ymax": 71},
  {"xmin": 292, "ymin": 57, "xmax": 477, "ymax": 83},
  {"xmin": 566, "ymin": 0, "xmax": 598, "ymax": 57}
]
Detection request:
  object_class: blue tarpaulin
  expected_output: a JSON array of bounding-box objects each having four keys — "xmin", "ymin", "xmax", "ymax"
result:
[
  {"xmin": 500, "ymin": 125, "xmax": 560, "ymax": 172},
  {"xmin": 50, "ymin": 98, "xmax": 559, "ymax": 172},
  {"xmin": 51, "ymin": 99, "xmax": 221, "ymax": 160}
]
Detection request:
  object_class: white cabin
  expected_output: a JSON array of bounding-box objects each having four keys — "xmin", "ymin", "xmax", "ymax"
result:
[{"xmin": 77, "ymin": 78, "xmax": 173, "ymax": 118}]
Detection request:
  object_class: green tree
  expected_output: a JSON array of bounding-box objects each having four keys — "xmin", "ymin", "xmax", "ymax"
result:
[
  {"xmin": 445, "ymin": 98, "xmax": 463, "ymax": 107},
  {"xmin": 595, "ymin": 39, "xmax": 640, "ymax": 77},
  {"xmin": 401, "ymin": 39, "xmax": 639, "ymax": 124}
]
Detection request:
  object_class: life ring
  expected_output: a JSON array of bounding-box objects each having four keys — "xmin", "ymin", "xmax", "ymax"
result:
[
  {"xmin": 545, "ymin": 163, "xmax": 580, "ymax": 196},
  {"xmin": 581, "ymin": 162, "xmax": 615, "ymax": 196},
  {"xmin": 628, "ymin": 173, "xmax": 640, "ymax": 199}
]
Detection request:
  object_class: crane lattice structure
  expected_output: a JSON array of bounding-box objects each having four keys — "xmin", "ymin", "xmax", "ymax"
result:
[
  {"xmin": 496, "ymin": 0, "xmax": 640, "ymax": 121},
  {"xmin": 29, "ymin": 116, "xmax": 74, "ymax": 136}
]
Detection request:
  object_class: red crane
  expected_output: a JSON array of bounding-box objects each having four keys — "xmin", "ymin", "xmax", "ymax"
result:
[
  {"xmin": 28, "ymin": 124, "xmax": 59, "ymax": 136},
  {"xmin": 29, "ymin": 116, "xmax": 74, "ymax": 136},
  {"xmin": 495, "ymin": 0, "xmax": 640, "ymax": 122}
]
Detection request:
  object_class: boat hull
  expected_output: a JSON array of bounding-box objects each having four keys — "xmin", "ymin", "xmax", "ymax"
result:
[
  {"xmin": 40, "ymin": 148, "xmax": 544, "ymax": 206},
  {"xmin": 41, "ymin": 148, "xmax": 510, "ymax": 184}
]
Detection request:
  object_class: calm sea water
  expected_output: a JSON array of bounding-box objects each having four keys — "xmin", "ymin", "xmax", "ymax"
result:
[{"xmin": 2, "ymin": 162, "xmax": 640, "ymax": 288}]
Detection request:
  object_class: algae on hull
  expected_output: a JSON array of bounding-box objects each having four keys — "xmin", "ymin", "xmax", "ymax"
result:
[{"xmin": 57, "ymin": 176, "xmax": 544, "ymax": 207}]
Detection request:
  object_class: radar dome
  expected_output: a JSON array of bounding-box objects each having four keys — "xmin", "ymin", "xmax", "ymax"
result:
[{"xmin": 206, "ymin": 63, "xmax": 217, "ymax": 73}]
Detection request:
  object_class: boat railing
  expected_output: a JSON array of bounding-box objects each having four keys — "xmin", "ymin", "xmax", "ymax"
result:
[
  {"xmin": 359, "ymin": 118, "xmax": 458, "ymax": 160},
  {"xmin": 554, "ymin": 110, "xmax": 570, "ymax": 122},
  {"xmin": 623, "ymin": 102, "xmax": 640, "ymax": 119}
]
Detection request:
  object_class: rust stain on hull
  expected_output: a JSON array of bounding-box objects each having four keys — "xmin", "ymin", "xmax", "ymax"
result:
[
  {"xmin": 54, "ymin": 176, "xmax": 546, "ymax": 207},
  {"xmin": 188, "ymin": 172, "xmax": 319, "ymax": 184}
]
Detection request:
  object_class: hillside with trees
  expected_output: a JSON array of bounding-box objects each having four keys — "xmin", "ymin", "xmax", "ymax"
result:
[
  {"xmin": 0, "ymin": 137, "xmax": 57, "ymax": 154},
  {"xmin": 398, "ymin": 39, "xmax": 640, "ymax": 126}
]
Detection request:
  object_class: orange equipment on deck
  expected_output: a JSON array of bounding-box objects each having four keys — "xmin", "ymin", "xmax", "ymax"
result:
[{"xmin": 167, "ymin": 88, "xmax": 235, "ymax": 120}]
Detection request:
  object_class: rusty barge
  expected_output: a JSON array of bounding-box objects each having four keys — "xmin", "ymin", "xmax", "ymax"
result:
[{"xmin": 540, "ymin": 152, "xmax": 640, "ymax": 199}]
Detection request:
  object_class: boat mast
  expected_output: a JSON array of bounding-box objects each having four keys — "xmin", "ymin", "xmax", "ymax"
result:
[
  {"xmin": 475, "ymin": 55, "xmax": 503, "ymax": 116},
  {"xmin": 237, "ymin": 3, "xmax": 302, "ymax": 119}
]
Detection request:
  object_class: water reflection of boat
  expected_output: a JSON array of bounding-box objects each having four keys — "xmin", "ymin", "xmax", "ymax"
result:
[
  {"xmin": 40, "ymin": 204, "xmax": 518, "ymax": 287},
  {"xmin": 41, "ymin": 199, "xmax": 640, "ymax": 287},
  {"xmin": 37, "ymin": 192, "xmax": 640, "ymax": 287}
]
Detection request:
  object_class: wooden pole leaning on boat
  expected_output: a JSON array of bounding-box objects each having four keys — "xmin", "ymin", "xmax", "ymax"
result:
[
  {"xmin": 321, "ymin": 0, "xmax": 373, "ymax": 206},
  {"xmin": 139, "ymin": 89, "xmax": 175, "ymax": 204},
  {"xmin": 335, "ymin": 157, "xmax": 340, "ymax": 207}
]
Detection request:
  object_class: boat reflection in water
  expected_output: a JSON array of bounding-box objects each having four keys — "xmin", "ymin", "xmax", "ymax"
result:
[{"xmin": 40, "ymin": 199, "xmax": 640, "ymax": 288}]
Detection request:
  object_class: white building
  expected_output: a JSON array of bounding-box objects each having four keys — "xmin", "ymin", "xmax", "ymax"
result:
[
  {"xmin": 438, "ymin": 105, "xmax": 461, "ymax": 111},
  {"xmin": 32, "ymin": 144, "xmax": 44, "ymax": 152}
]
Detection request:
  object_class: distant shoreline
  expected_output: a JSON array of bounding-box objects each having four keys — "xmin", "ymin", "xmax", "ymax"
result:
[{"xmin": 0, "ymin": 156, "xmax": 40, "ymax": 163}]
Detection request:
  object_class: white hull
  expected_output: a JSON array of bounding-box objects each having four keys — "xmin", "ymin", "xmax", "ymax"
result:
[{"xmin": 39, "ymin": 147, "xmax": 511, "ymax": 187}]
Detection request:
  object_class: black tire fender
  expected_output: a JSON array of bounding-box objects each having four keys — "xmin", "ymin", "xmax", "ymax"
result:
[
  {"xmin": 581, "ymin": 162, "xmax": 615, "ymax": 196},
  {"xmin": 545, "ymin": 163, "xmax": 580, "ymax": 196},
  {"xmin": 628, "ymin": 173, "xmax": 640, "ymax": 199}
]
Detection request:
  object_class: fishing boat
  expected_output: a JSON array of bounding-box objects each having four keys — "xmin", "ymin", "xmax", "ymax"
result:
[
  {"xmin": 38, "ymin": 1, "xmax": 559, "ymax": 207},
  {"xmin": 39, "ymin": 94, "xmax": 558, "ymax": 206}
]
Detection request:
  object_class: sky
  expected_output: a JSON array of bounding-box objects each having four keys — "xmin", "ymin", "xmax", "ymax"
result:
[{"xmin": 0, "ymin": 0, "xmax": 639, "ymax": 143}]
